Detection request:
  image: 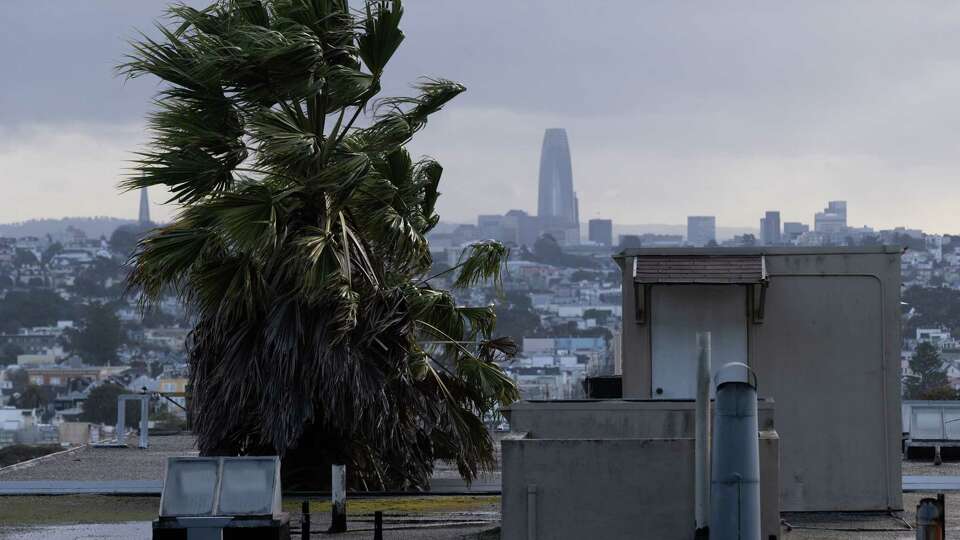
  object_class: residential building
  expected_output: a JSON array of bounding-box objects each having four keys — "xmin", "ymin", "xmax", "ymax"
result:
[{"xmin": 916, "ymin": 328, "xmax": 955, "ymax": 349}]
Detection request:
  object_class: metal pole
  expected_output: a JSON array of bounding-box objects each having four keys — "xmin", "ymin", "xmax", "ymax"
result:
[
  {"xmin": 115, "ymin": 397, "xmax": 125, "ymax": 444},
  {"xmin": 695, "ymin": 332, "xmax": 711, "ymax": 539},
  {"xmin": 373, "ymin": 511, "xmax": 383, "ymax": 540},
  {"xmin": 711, "ymin": 362, "xmax": 761, "ymax": 540},
  {"xmin": 527, "ymin": 484, "xmax": 537, "ymax": 540},
  {"xmin": 139, "ymin": 396, "xmax": 149, "ymax": 449},
  {"xmin": 329, "ymin": 464, "xmax": 347, "ymax": 533},
  {"xmin": 301, "ymin": 500, "xmax": 310, "ymax": 540}
]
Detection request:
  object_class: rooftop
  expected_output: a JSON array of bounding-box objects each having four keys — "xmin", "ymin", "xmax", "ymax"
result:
[
  {"xmin": 615, "ymin": 245, "xmax": 904, "ymax": 258},
  {"xmin": 3, "ymin": 434, "xmax": 960, "ymax": 538}
]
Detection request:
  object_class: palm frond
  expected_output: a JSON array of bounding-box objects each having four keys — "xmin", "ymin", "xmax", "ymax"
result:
[
  {"xmin": 453, "ymin": 241, "xmax": 509, "ymax": 290},
  {"xmin": 358, "ymin": 0, "xmax": 404, "ymax": 76}
]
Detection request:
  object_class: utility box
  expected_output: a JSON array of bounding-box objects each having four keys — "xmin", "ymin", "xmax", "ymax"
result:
[
  {"xmin": 616, "ymin": 247, "xmax": 902, "ymax": 512},
  {"xmin": 153, "ymin": 456, "xmax": 290, "ymax": 540}
]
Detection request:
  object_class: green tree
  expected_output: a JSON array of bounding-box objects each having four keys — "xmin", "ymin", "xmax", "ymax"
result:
[
  {"xmin": 583, "ymin": 308, "xmax": 611, "ymax": 324},
  {"xmin": 69, "ymin": 303, "xmax": 123, "ymax": 366},
  {"xmin": 905, "ymin": 342, "xmax": 952, "ymax": 399},
  {"xmin": 531, "ymin": 234, "xmax": 597, "ymax": 268},
  {"xmin": 12, "ymin": 384, "xmax": 52, "ymax": 411},
  {"xmin": 570, "ymin": 270, "xmax": 600, "ymax": 282},
  {"xmin": 80, "ymin": 384, "xmax": 141, "ymax": 426},
  {"xmin": 122, "ymin": 0, "xmax": 517, "ymax": 489},
  {"xmin": 72, "ymin": 257, "xmax": 123, "ymax": 297},
  {"xmin": 110, "ymin": 223, "xmax": 155, "ymax": 258},
  {"xmin": 0, "ymin": 290, "xmax": 76, "ymax": 332},
  {"xmin": 0, "ymin": 343, "xmax": 24, "ymax": 366},
  {"xmin": 41, "ymin": 242, "xmax": 63, "ymax": 265},
  {"xmin": 5, "ymin": 368, "xmax": 29, "ymax": 394},
  {"xmin": 494, "ymin": 291, "xmax": 541, "ymax": 347},
  {"xmin": 13, "ymin": 249, "xmax": 38, "ymax": 267},
  {"xmin": 533, "ymin": 234, "xmax": 563, "ymax": 264}
]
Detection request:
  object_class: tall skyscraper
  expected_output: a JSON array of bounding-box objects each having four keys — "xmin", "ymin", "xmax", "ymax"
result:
[
  {"xmin": 537, "ymin": 128, "xmax": 579, "ymax": 243},
  {"xmin": 588, "ymin": 219, "xmax": 613, "ymax": 246},
  {"xmin": 138, "ymin": 187, "xmax": 151, "ymax": 225},
  {"xmin": 761, "ymin": 211, "xmax": 781, "ymax": 245},
  {"xmin": 686, "ymin": 216, "xmax": 716, "ymax": 246}
]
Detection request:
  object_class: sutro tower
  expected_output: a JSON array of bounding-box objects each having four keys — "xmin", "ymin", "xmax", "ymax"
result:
[{"xmin": 138, "ymin": 187, "xmax": 151, "ymax": 225}]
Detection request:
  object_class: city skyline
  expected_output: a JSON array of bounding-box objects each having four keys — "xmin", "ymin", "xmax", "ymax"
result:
[{"xmin": 5, "ymin": 2, "xmax": 960, "ymax": 233}]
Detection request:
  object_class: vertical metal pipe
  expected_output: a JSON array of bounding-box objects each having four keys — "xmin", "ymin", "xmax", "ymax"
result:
[
  {"xmin": 711, "ymin": 362, "xmax": 760, "ymax": 540},
  {"xmin": 301, "ymin": 500, "xmax": 311, "ymax": 540},
  {"xmin": 695, "ymin": 332, "xmax": 712, "ymax": 538},
  {"xmin": 139, "ymin": 397, "xmax": 149, "ymax": 449},
  {"xmin": 115, "ymin": 397, "xmax": 125, "ymax": 443},
  {"xmin": 915, "ymin": 495, "xmax": 945, "ymax": 540},
  {"xmin": 374, "ymin": 510, "xmax": 383, "ymax": 540},
  {"xmin": 329, "ymin": 464, "xmax": 347, "ymax": 533},
  {"xmin": 527, "ymin": 484, "xmax": 537, "ymax": 540}
]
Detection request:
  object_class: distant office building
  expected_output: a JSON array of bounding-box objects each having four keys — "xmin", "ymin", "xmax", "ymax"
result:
[
  {"xmin": 815, "ymin": 200, "xmax": 847, "ymax": 234},
  {"xmin": 686, "ymin": 216, "xmax": 716, "ymax": 246},
  {"xmin": 618, "ymin": 235, "xmax": 643, "ymax": 250},
  {"xmin": 537, "ymin": 128, "xmax": 579, "ymax": 244},
  {"xmin": 502, "ymin": 210, "xmax": 542, "ymax": 247},
  {"xmin": 477, "ymin": 214, "xmax": 504, "ymax": 240},
  {"xmin": 588, "ymin": 219, "xmax": 613, "ymax": 246},
  {"xmin": 618, "ymin": 234, "xmax": 684, "ymax": 250},
  {"xmin": 783, "ymin": 222, "xmax": 809, "ymax": 242},
  {"xmin": 760, "ymin": 211, "xmax": 781, "ymax": 245},
  {"xmin": 476, "ymin": 211, "xmax": 540, "ymax": 247}
]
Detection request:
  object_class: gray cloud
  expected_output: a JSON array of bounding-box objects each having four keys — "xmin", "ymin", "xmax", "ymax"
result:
[{"xmin": 2, "ymin": 1, "xmax": 960, "ymax": 232}]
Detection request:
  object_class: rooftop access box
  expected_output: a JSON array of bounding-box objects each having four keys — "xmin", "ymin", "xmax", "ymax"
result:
[{"xmin": 616, "ymin": 246, "xmax": 902, "ymax": 512}]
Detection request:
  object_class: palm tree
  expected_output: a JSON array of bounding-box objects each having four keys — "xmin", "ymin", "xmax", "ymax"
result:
[{"xmin": 121, "ymin": 0, "xmax": 518, "ymax": 489}]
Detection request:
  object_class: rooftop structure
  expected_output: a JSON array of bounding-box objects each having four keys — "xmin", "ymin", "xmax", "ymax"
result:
[{"xmin": 616, "ymin": 246, "xmax": 902, "ymax": 512}]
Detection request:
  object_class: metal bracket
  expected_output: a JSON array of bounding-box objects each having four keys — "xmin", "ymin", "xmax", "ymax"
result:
[
  {"xmin": 634, "ymin": 283, "xmax": 649, "ymax": 324},
  {"xmin": 748, "ymin": 282, "xmax": 768, "ymax": 324}
]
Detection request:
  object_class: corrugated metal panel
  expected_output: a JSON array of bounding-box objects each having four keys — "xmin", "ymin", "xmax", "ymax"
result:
[{"xmin": 633, "ymin": 255, "xmax": 766, "ymax": 284}]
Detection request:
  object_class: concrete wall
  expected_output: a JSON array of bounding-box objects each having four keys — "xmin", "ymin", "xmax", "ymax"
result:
[
  {"xmin": 502, "ymin": 433, "xmax": 780, "ymax": 540},
  {"xmin": 506, "ymin": 399, "xmax": 776, "ymax": 438},
  {"xmin": 616, "ymin": 247, "xmax": 902, "ymax": 511}
]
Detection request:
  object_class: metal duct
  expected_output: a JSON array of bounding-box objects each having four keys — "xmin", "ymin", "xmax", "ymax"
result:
[{"xmin": 710, "ymin": 362, "xmax": 760, "ymax": 540}]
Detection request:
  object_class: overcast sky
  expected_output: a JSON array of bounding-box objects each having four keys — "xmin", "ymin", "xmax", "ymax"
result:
[{"xmin": 3, "ymin": 1, "xmax": 960, "ymax": 232}]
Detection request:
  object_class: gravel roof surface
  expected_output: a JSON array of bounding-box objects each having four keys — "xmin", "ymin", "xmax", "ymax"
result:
[
  {"xmin": 902, "ymin": 458, "xmax": 960, "ymax": 476},
  {"xmin": 0, "ymin": 434, "xmax": 197, "ymax": 482}
]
